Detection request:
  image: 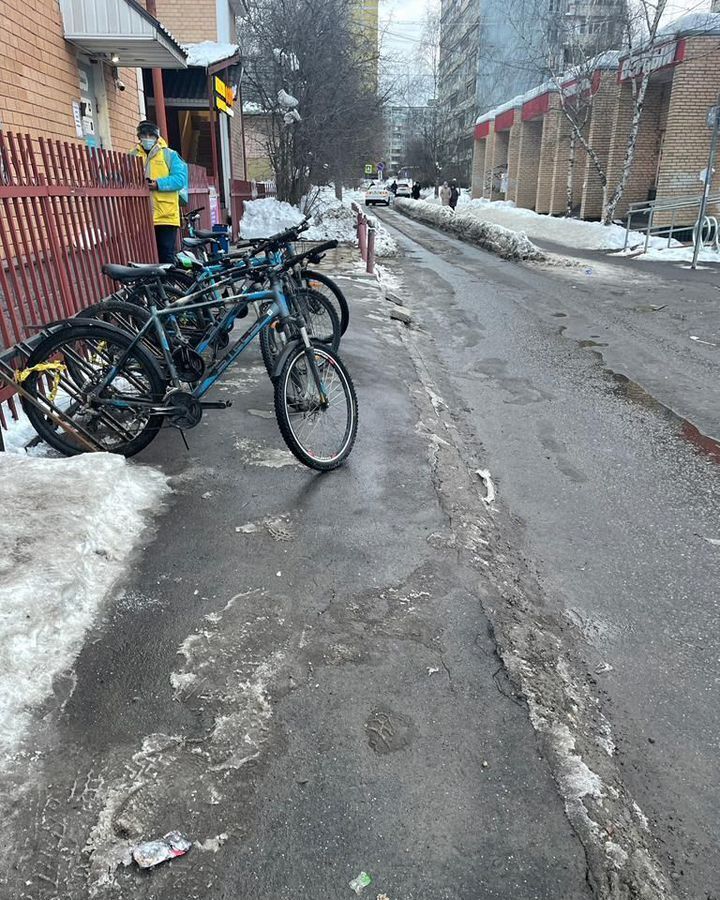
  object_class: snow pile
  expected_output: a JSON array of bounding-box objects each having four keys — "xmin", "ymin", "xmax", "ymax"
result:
[
  {"xmin": 239, "ymin": 190, "xmax": 399, "ymax": 257},
  {"xmin": 420, "ymin": 195, "xmax": 676, "ymax": 251},
  {"xmin": 394, "ymin": 198, "xmax": 546, "ymax": 261},
  {"xmin": 0, "ymin": 452, "xmax": 169, "ymax": 761},
  {"xmin": 239, "ymin": 198, "xmax": 305, "ymax": 239}
]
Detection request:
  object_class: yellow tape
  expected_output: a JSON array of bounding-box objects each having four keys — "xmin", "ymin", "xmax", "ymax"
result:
[{"xmin": 14, "ymin": 361, "xmax": 66, "ymax": 404}]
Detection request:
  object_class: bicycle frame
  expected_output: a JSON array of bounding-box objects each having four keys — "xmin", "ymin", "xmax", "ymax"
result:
[{"xmin": 90, "ymin": 276, "xmax": 300, "ymax": 411}]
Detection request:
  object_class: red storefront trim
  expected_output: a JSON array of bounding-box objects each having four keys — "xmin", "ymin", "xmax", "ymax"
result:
[
  {"xmin": 522, "ymin": 92, "xmax": 550, "ymax": 121},
  {"xmin": 494, "ymin": 109, "xmax": 515, "ymax": 131},
  {"xmin": 474, "ymin": 121, "xmax": 490, "ymax": 140}
]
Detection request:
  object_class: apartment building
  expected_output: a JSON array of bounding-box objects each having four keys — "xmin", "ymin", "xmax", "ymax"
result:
[{"xmin": 438, "ymin": 0, "xmax": 625, "ymax": 182}]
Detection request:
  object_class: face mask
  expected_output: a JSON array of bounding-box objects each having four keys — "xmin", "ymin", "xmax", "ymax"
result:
[{"xmin": 140, "ymin": 137, "xmax": 157, "ymax": 151}]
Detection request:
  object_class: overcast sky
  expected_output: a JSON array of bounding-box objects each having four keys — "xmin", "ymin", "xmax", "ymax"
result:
[{"xmin": 379, "ymin": 0, "xmax": 712, "ymax": 60}]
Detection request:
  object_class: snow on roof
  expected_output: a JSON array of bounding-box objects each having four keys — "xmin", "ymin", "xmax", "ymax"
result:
[
  {"xmin": 184, "ymin": 41, "xmax": 239, "ymax": 68},
  {"xmin": 656, "ymin": 11, "xmax": 720, "ymax": 39}
]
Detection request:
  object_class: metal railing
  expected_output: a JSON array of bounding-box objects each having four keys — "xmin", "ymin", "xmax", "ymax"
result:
[{"xmin": 623, "ymin": 192, "xmax": 720, "ymax": 252}]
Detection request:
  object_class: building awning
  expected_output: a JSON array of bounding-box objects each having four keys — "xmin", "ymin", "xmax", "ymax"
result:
[{"xmin": 59, "ymin": 0, "xmax": 187, "ymax": 68}]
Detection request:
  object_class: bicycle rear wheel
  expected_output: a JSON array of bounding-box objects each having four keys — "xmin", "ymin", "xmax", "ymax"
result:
[
  {"xmin": 20, "ymin": 322, "xmax": 166, "ymax": 457},
  {"xmin": 274, "ymin": 343, "xmax": 358, "ymax": 470}
]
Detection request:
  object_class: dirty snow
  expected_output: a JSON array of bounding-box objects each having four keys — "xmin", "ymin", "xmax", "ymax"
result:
[
  {"xmin": 422, "ymin": 194, "xmax": 677, "ymax": 252},
  {"xmin": 0, "ymin": 453, "xmax": 169, "ymax": 762},
  {"xmin": 395, "ymin": 198, "xmax": 545, "ymax": 260}
]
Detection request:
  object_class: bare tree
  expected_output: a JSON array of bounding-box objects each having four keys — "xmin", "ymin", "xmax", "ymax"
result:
[{"xmin": 239, "ymin": 0, "xmax": 385, "ymax": 204}]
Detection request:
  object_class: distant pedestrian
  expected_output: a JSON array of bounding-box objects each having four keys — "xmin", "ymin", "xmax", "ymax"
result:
[
  {"xmin": 440, "ymin": 181, "xmax": 451, "ymax": 206},
  {"xmin": 389, "ymin": 180, "xmax": 398, "ymax": 195},
  {"xmin": 411, "ymin": 182, "xmax": 421, "ymax": 200},
  {"xmin": 449, "ymin": 180, "xmax": 460, "ymax": 211}
]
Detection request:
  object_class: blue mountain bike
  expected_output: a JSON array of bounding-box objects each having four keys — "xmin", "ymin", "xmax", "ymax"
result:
[{"xmin": 18, "ymin": 242, "xmax": 358, "ymax": 471}]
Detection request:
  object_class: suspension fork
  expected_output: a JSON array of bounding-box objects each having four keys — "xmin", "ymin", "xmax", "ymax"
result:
[{"xmin": 299, "ymin": 325, "xmax": 328, "ymax": 406}]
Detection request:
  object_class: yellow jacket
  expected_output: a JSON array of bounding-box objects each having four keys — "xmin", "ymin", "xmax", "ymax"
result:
[{"xmin": 132, "ymin": 138, "xmax": 183, "ymax": 227}]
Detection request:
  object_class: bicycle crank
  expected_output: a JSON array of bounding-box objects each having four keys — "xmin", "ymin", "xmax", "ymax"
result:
[{"xmin": 166, "ymin": 390, "xmax": 203, "ymax": 429}]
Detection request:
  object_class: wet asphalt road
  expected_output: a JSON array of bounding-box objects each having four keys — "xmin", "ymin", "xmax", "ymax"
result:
[
  {"xmin": 376, "ymin": 207, "xmax": 720, "ymax": 899},
  {"xmin": 1, "ymin": 252, "xmax": 591, "ymax": 899}
]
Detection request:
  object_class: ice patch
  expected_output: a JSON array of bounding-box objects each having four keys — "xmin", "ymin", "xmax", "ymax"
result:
[
  {"xmin": 234, "ymin": 437, "xmax": 301, "ymax": 468},
  {"xmin": 0, "ymin": 453, "xmax": 169, "ymax": 763}
]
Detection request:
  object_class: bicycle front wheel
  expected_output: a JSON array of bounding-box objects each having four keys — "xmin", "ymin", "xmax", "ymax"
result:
[
  {"xmin": 20, "ymin": 321, "xmax": 166, "ymax": 457},
  {"xmin": 274, "ymin": 343, "xmax": 358, "ymax": 470},
  {"xmin": 302, "ymin": 269, "xmax": 350, "ymax": 335}
]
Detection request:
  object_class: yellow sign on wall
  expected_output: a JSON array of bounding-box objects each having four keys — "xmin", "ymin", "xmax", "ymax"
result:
[{"xmin": 214, "ymin": 76, "xmax": 235, "ymax": 117}]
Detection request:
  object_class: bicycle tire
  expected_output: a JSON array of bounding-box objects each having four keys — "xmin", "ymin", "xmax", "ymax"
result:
[
  {"xmin": 259, "ymin": 291, "xmax": 340, "ymax": 379},
  {"xmin": 20, "ymin": 321, "xmax": 166, "ymax": 457},
  {"xmin": 302, "ymin": 269, "xmax": 350, "ymax": 335},
  {"xmin": 274, "ymin": 343, "xmax": 358, "ymax": 471}
]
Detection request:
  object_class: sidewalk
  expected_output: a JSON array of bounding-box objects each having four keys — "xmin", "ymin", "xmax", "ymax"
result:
[{"xmin": 0, "ymin": 252, "xmax": 590, "ymax": 900}]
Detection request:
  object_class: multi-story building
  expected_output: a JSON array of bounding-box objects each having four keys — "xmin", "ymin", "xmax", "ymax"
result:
[
  {"xmin": 353, "ymin": 0, "xmax": 380, "ymax": 88},
  {"xmin": 438, "ymin": 0, "xmax": 625, "ymax": 183},
  {"xmin": 384, "ymin": 105, "xmax": 435, "ymax": 177}
]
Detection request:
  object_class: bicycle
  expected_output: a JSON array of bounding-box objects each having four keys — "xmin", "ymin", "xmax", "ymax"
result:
[{"xmin": 18, "ymin": 241, "xmax": 358, "ymax": 471}]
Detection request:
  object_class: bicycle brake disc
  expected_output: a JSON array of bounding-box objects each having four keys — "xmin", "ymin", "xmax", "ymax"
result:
[
  {"xmin": 172, "ymin": 345, "xmax": 206, "ymax": 382},
  {"xmin": 166, "ymin": 390, "xmax": 202, "ymax": 429}
]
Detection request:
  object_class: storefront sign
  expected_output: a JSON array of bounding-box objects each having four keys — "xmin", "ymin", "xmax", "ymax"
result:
[
  {"xmin": 619, "ymin": 39, "xmax": 682, "ymax": 81},
  {"xmin": 214, "ymin": 76, "xmax": 235, "ymax": 117}
]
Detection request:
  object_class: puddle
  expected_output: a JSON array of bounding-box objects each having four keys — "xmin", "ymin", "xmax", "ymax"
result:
[
  {"xmin": 551, "ymin": 313, "xmax": 567, "ymax": 318},
  {"xmin": 607, "ymin": 372, "xmax": 720, "ymax": 464},
  {"xmin": 577, "ymin": 340, "xmax": 609, "ymax": 348}
]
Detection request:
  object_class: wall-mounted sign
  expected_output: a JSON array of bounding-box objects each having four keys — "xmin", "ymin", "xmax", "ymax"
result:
[
  {"xmin": 214, "ymin": 76, "xmax": 235, "ymax": 117},
  {"xmin": 619, "ymin": 39, "xmax": 681, "ymax": 82},
  {"xmin": 72, "ymin": 100, "xmax": 84, "ymax": 138}
]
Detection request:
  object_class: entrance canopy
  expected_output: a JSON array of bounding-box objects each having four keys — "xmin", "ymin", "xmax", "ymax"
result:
[{"xmin": 59, "ymin": 0, "xmax": 187, "ymax": 68}]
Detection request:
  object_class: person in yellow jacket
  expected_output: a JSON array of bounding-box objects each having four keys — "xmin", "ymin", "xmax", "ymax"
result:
[{"xmin": 131, "ymin": 121, "xmax": 188, "ymax": 263}]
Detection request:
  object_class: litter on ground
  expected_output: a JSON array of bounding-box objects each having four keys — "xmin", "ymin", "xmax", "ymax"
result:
[{"xmin": 132, "ymin": 831, "xmax": 192, "ymax": 869}]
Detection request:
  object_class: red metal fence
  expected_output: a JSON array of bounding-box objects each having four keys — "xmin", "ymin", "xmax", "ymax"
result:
[
  {"xmin": 230, "ymin": 178, "xmax": 277, "ymax": 239},
  {"xmin": 0, "ymin": 132, "xmax": 157, "ymax": 425},
  {"xmin": 188, "ymin": 163, "xmax": 212, "ymax": 230}
]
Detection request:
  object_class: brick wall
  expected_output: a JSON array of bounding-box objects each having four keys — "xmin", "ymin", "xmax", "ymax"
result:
[
  {"xmin": 153, "ymin": 0, "xmax": 218, "ymax": 43},
  {"xmin": 506, "ymin": 122, "xmax": 522, "ymax": 200},
  {"xmin": 619, "ymin": 80, "xmax": 667, "ymax": 216},
  {"xmin": 0, "ymin": 0, "xmax": 140, "ymax": 146},
  {"xmin": 104, "ymin": 67, "xmax": 143, "ymax": 151},
  {"xmin": 655, "ymin": 36, "xmax": 720, "ymax": 226},
  {"xmin": 549, "ymin": 113, "xmax": 572, "ymax": 214},
  {"xmin": 580, "ymin": 73, "xmax": 619, "ymax": 219},
  {"xmin": 471, "ymin": 138, "xmax": 486, "ymax": 197},
  {"xmin": 229, "ymin": 109, "xmax": 247, "ymax": 179},
  {"xmin": 514, "ymin": 119, "xmax": 543, "ymax": 209},
  {"xmin": 536, "ymin": 100, "xmax": 562, "ymax": 213}
]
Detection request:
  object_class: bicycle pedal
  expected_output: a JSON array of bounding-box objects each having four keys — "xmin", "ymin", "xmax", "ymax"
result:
[{"xmin": 199, "ymin": 400, "xmax": 233, "ymax": 409}]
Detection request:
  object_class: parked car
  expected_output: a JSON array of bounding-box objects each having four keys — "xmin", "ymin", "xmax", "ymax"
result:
[
  {"xmin": 395, "ymin": 181, "xmax": 412, "ymax": 198},
  {"xmin": 365, "ymin": 184, "xmax": 391, "ymax": 206}
]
